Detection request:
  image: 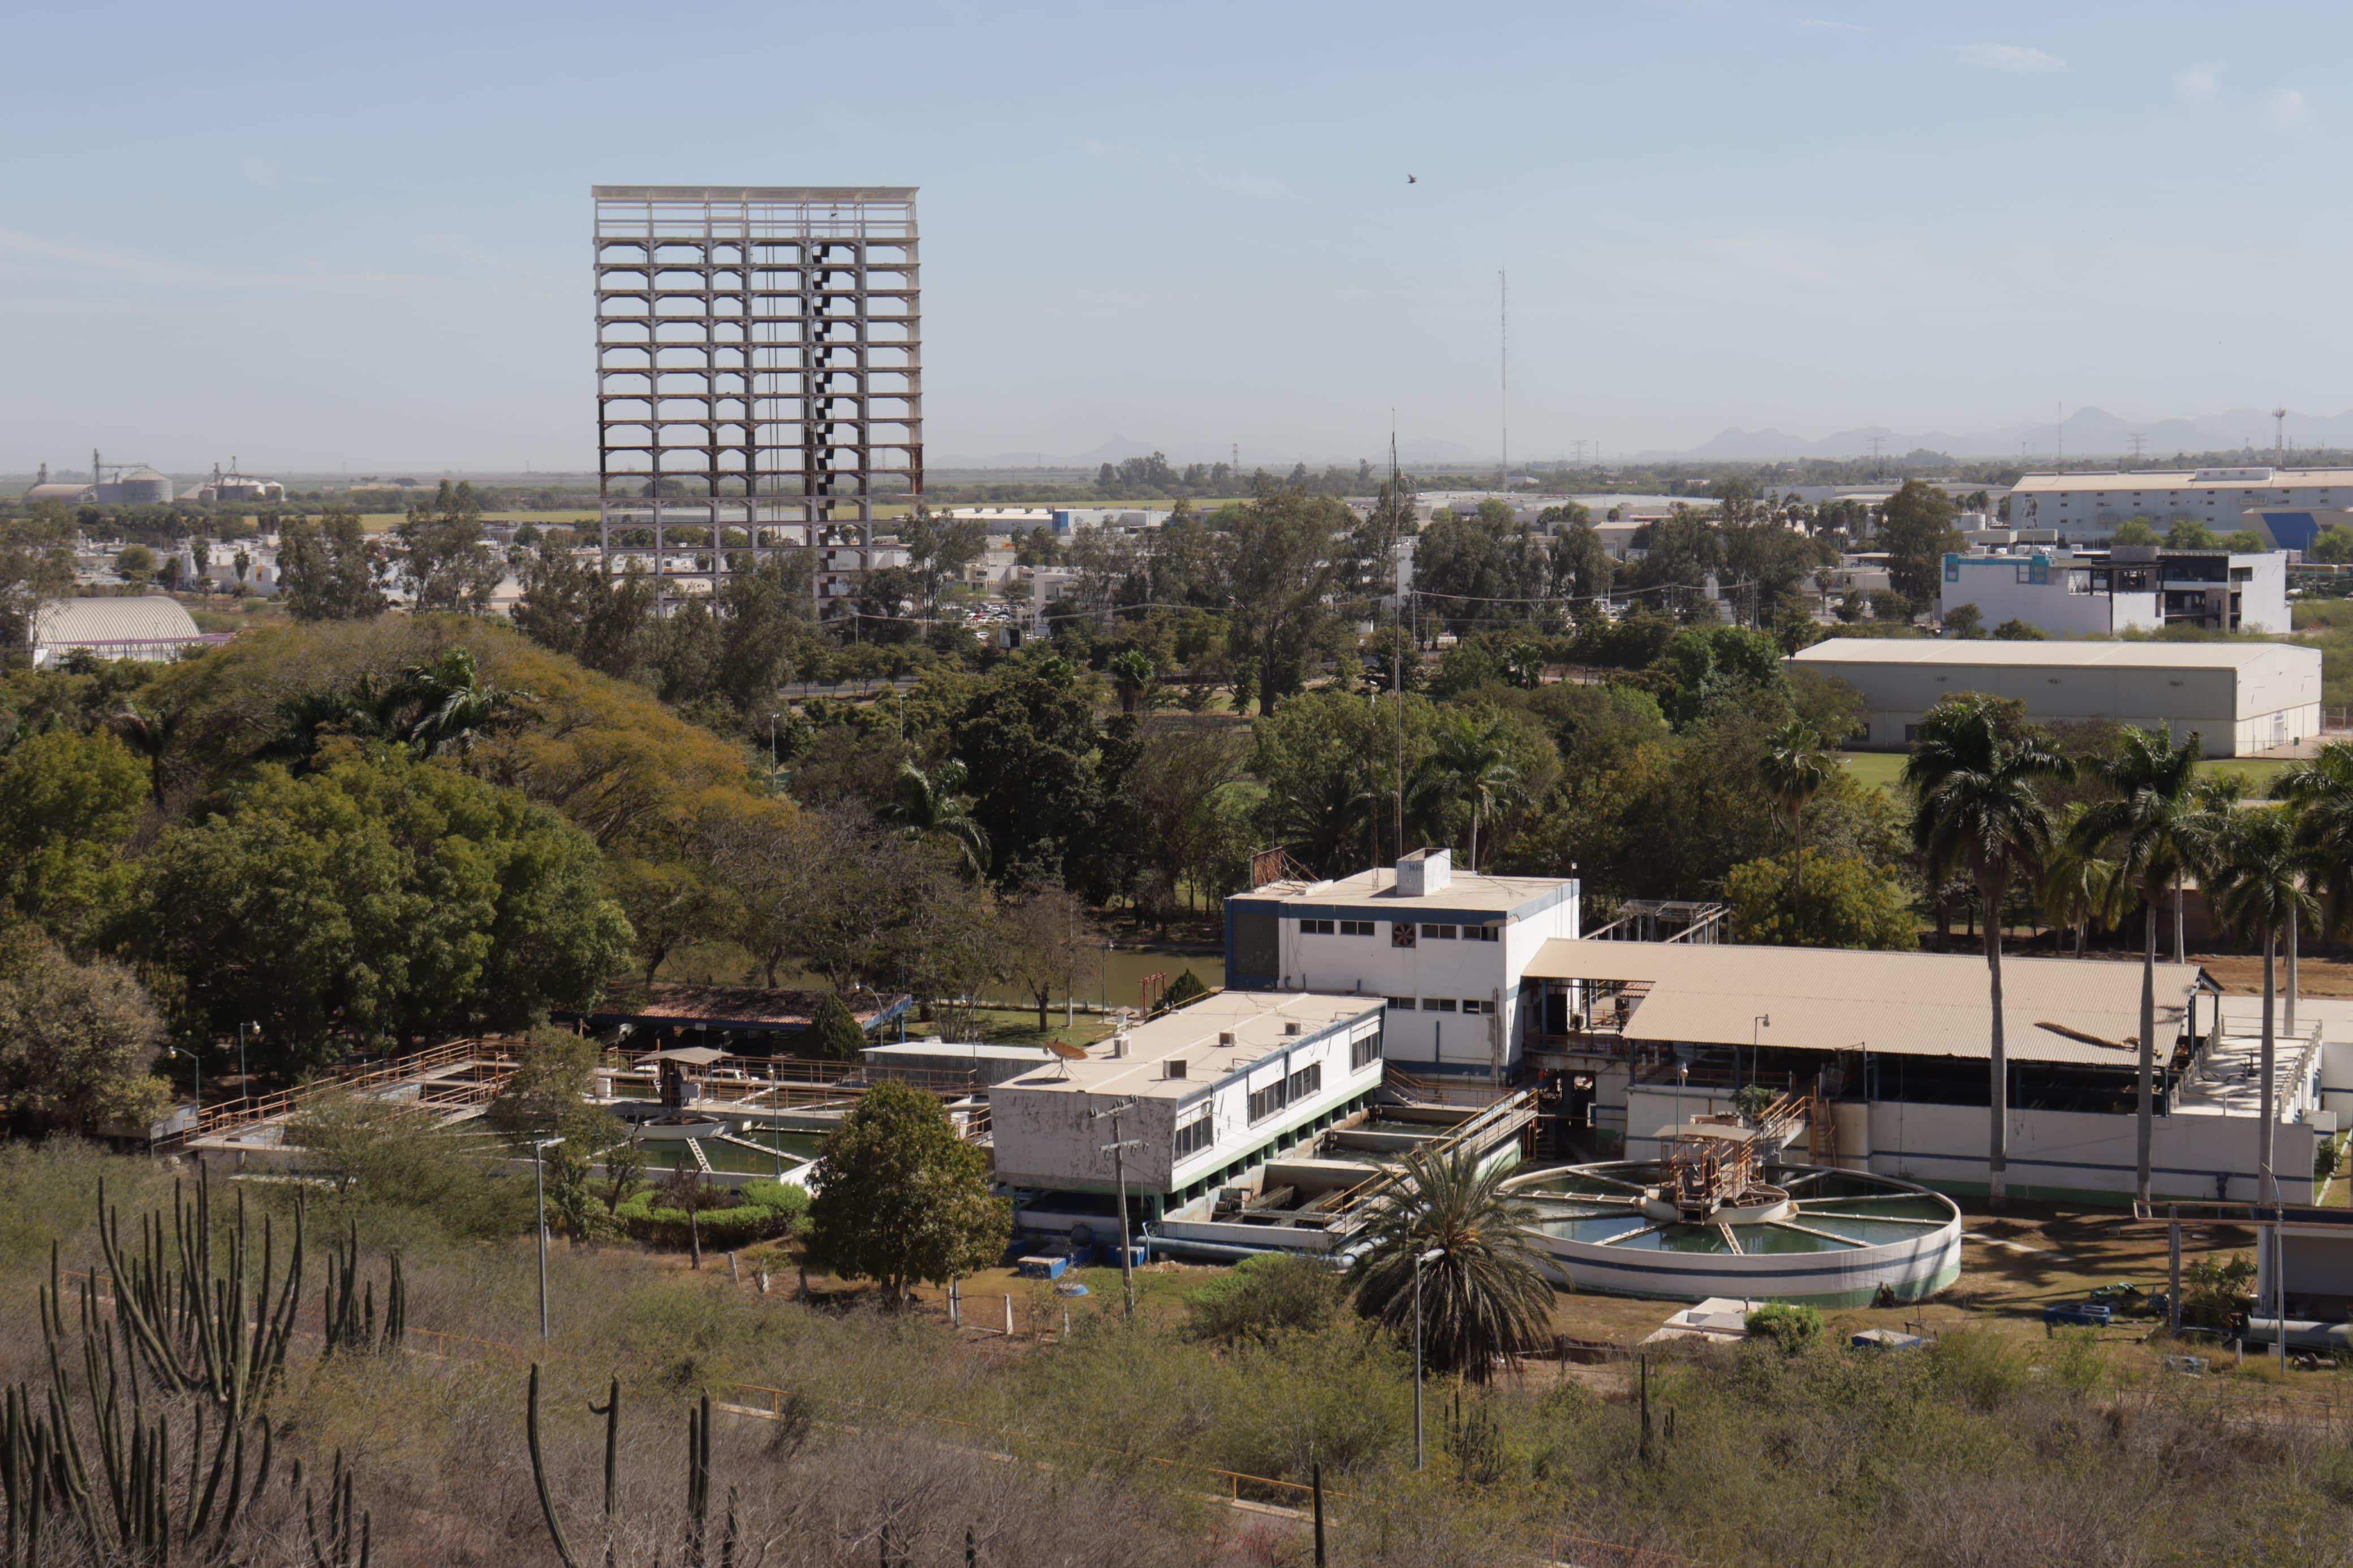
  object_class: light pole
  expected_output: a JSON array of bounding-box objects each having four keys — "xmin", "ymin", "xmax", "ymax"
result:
[
  {"xmin": 532, "ymin": 1136, "xmax": 564, "ymax": 1341},
  {"xmin": 768, "ymin": 1063, "xmax": 782, "ymax": 1182},
  {"xmin": 1749, "ymin": 1015, "xmax": 1770, "ymax": 1096},
  {"xmin": 1093, "ymin": 1099, "xmax": 1142, "ymax": 1316},
  {"xmin": 1677, "ymin": 1060, "xmax": 1690, "ymax": 1128},
  {"xmin": 237, "ymin": 1022, "xmax": 251, "ymax": 1098},
  {"xmin": 167, "ymin": 1045, "xmax": 199, "ymax": 1115},
  {"xmin": 1412, "ymin": 1246, "xmax": 1446, "ymax": 1470}
]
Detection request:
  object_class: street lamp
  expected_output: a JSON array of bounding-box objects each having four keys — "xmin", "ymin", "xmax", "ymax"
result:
[
  {"xmin": 1412, "ymin": 1246, "xmax": 1446, "ymax": 1470},
  {"xmin": 531, "ymin": 1136, "xmax": 565, "ymax": 1341},
  {"xmin": 1677, "ymin": 1060, "xmax": 1690, "ymax": 1128},
  {"xmin": 1749, "ymin": 1015, "xmax": 1771, "ymax": 1095},
  {"xmin": 166, "ymin": 1044, "xmax": 199, "ymax": 1115},
  {"xmin": 238, "ymin": 1022, "xmax": 254, "ymax": 1099}
]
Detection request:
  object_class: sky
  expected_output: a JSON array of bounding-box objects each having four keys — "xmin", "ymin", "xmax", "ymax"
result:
[{"xmin": 3, "ymin": 1, "xmax": 2347, "ymax": 474}]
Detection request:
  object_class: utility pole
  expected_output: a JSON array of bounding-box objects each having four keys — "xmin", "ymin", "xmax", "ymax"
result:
[
  {"xmin": 1093, "ymin": 1099, "xmax": 1143, "ymax": 1316},
  {"xmin": 1498, "ymin": 270, "xmax": 1509, "ymax": 486},
  {"xmin": 1390, "ymin": 426, "xmax": 1406, "ymax": 859}
]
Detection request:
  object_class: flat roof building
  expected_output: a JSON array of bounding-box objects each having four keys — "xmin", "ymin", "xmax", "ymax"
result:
[
  {"xmin": 1223, "ymin": 849, "xmax": 1580, "ymax": 1079},
  {"xmin": 988, "ymin": 990, "xmax": 1389, "ymax": 1209},
  {"xmin": 1937, "ymin": 546, "xmax": 2287, "ymax": 637},
  {"xmin": 2008, "ymin": 466, "xmax": 2353, "ymax": 551},
  {"xmin": 1522, "ymin": 938, "xmax": 2332, "ymax": 1204},
  {"xmin": 1786, "ymin": 636, "xmax": 2322, "ymax": 757}
]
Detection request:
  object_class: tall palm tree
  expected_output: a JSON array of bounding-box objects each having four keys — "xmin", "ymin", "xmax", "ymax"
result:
[
  {"xmin": 391, "ymin": 646, "xmax": 529, "ymax": 759},
  {"xmin": 1760, "ymin": 720, "xmax": 1835, "ymax": 937},
  {"xmin": 888, "ymin": 758, "xmax": 991, "ymax": 876},
  {"xmin": 2270, "ymin": 739, "xmax": 2353, "ymax": 1035},
  {"xmin": 2207, "ymin": 807, "xmax": 2320, "ymax": 1202},
  {"xmin": 108, "ymin": 699, "xmax": 186, "ymax": 803},
  {"xmin": 2038, "ymin": 805, "xmax": 2130, "ymax": 960},
  {"xmin": 2068, "ymin": 724, "xmax": 2204, "ymax": 1204},
  {"xmin": 1272, "ymin": 766, "xmax": 1372, "ymax": 879},
  {"xmin": 1406, "ymin": 711, "xmax": 1524, "ymax": 872},
  {"xmin": 1903, "ymin": 695, "xmax": 2074, "ymax": 1206},
  {"xmin": 1351, "ymin": 1144, "xmax": 1554, "ymax": 1383}
]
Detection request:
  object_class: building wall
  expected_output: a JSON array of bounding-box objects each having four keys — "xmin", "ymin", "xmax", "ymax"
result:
[
  {"xmin": 1624, "ymin": 1086, "xmax": 2319, "ymax": 1204},
  {"xmin": 1225, "ymin": 881, "xmax": 1578, "ymax": 1074},
  {"xmin": 988, "ymin": 1008, "xmax": 1383, "ymax": 1195},
  {"xmin": 1803, "ymin": 647, "xmax": 2320, "ymax": 757}
]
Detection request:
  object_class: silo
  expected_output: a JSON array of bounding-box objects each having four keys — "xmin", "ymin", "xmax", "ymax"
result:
[{"xmin": 118, "ymin": 466, "xmax": 175, "ymax": 504}]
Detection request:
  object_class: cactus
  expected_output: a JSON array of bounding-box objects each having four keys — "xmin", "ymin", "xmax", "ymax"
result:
[
  {"xmin": 2, "ymin": 1259, "xmax": 287, "ymax": 1566},
  {"xmin": 292, "ymin": 1450, "xmax": 370, "ymax": 1568},
  {"xmin": 528, "ymin": 1366, "xmax": 738, "ymax": 1568},
  {"xmin": 322, "ymin": 1222, "xmax": 405, "ymax": 1357},
  {"xmin": 96, "ymin": 1165, "xmax": 305, "ymax": 1426}
]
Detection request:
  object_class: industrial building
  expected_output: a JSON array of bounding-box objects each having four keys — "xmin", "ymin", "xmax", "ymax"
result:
[
  {"xmin": 2007, "ymin": 466, "xmax": 2353, "ymax": 551},
  {"xmin": 25, "ymin": 453, "xmax": 175, "ymax": 506},
  {"xmin": 1222, "ymin": 849, "xmax": 1583, "ymax": 1079},
  {"xmin": 1786, "ymin": 636, "xmax": 2322, "ymax": 757},
  {"xmin": 592, "ymin": 185, "xmax": 920, "ymax": 617},
  {"xmin": 1937, "ymin": 545, "xmax": 2289, "ymax": 636},
  {"xmin": 1522, "ymin": 939, "xmax": 2334, "ymax": 1206},
  {"xmin": 28, "ymin": 596, "xmax": 214, "ymax": 667}
]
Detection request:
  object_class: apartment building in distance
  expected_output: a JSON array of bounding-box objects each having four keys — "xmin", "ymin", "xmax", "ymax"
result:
[{"xmin": 2007, "ymin": 466, "xmax": 2353, "ymax": 551}]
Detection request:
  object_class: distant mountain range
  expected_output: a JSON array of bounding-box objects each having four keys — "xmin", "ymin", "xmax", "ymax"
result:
[{"xmin": 1647, "ymin": 407, "xmax": 2353, "ymax": 463}]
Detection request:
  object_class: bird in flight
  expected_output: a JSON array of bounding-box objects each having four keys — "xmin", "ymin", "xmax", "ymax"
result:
[{"xmin": 1407, "ymin": 174, "xmax": 1417, "ymax": 183}]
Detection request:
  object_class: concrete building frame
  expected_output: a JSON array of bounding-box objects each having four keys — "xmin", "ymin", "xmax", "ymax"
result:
[{"xmin": 592, "ymin": 185, "xmax": 921, "ymax": 616}]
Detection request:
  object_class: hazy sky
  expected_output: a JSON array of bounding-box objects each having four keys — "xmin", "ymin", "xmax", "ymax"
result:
[{"xmin": 3, "ymin": 1, "xmax": 2345, "ymax": 473}]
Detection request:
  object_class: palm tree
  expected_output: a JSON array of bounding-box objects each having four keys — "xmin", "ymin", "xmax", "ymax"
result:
[
  {"xmin": 108, "ymin": 699, "xmax": 186, "ymax": 803},
  {"xmin": 1760, "ymin": 721, "xmax": 1834, "ymax": 938},
  {"xmin": 2269, "ymin": 739, "xmax": 2353, "ymax": 1035},
  {"xmin": 887, "ymin": 758, "xmax": 991, "ymax": 876},
  {"xmin": 2068, "ymin": 725, "xmax": 2205, "ymax": 1204},
  {"xmin": 390, "ymin": 646, "xmax": 529, "ymax": 759},
  {"xmin": 1406, "ymin": 711, "xmax": 1525, "ymax": 872},
  {"xmin": 1903, "ymin": 695, "xmax": 2073, "ymax": 1206},
  {"xmin": 1271, "ymin": 766, "xmax": 1372, "ymax": 879},
  {"xmin": 2037, "ymin": 805, "xmax": 2130, "ymax": 960},
  {"xmin": 1106, "ymin": 649, "xmax": 1154, "ymax": 717},
  {"xmin": 2207, "ymin": 807, "xmax": 2320, "ymax": 1202},
  {"xmin": 1351, "ymin": 1144, "xmax": 1554, "ymax": 1383}
]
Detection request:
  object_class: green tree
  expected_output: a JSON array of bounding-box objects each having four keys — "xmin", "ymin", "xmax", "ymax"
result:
[
  {"xmin": 1903, "ymin": 694, "xmax": 2073, "ymax": 1204},
  {"xmin": 1723, "ymin": 851, "xmax": 1917, "ymax": 949},
  {"xmin": 996, "ymin": 874, "xmax": 1097, "ymax": 1031},
  {"xmin": 0, "ymin": 927, "xmax": 169, "ymax": 1137},
  {"xmin": 278, "ymin": 509, "xmax": 387, "ymax": 622},
  {"xmin": 2222, "ymin": 529, "xmax": 2268, "ymax": 553},
  {"xmin": 512, "ymin": 541, "xmax": 657, "ymax": 681},
  {"xmin": 2038, "ymin": 805, "xmax": 2130, "ymax": 960},
  {"xmin": 807, "ymin": 1082, "xmax": 1010, "ymax": 1302},
  {"xmin": 0, "ymin": 728, "xmax": 145, "ymax": 939},
  {"xmin": 1760, "ymin": 722, "xmax": 1835, "ymax": 935},
  {"xmin": 1941, "ymin": 603, "xmax": 1985, "ymax": 638},
  {"xmin": 1184, "ymin": 1252, "xmax": 1347, "ymax": 1345},
  {"xmin": 114, "ymin": 545, "xmax": 157, "ymax": 588},
  {"xmin": 2166, "ymin": 519, "xmax": 2221, "ymax": 550},
  {"xmin": 1106, "ymin": 648, "xmax": 1156, "ymax": 716},
  {"xmin": 2109, "ymin": 519, "xmax": 2162, "ymax": 548},
  {"xmin": 1990, "ymin": 617, "xmax": 2046, "ymax": 641},
  {"xmin": 1877, "ymin": 481, "xmax": 1962, "ymax": 605},
  {"xmin": 1407, "ymin": 709, "xmax": 1526, "ymax": 872},
  {"xmin": 397, "ymin": 481, "xmax": 502, "ymax": 613},
  {"xmin": 886, "ymin": 759, "xmax": 991, "ymax": 876},
  {"xmin": 1, "ymin": 506, "xmax": 77, "ymax": 653},
  {"xmin": 1650, "ymin": 625, "xmax": 1783, "ymax": 728},
  {"xmin": 2071, "ymin": 726, "xmax": 2207, "ymax": 1203},
  {"xmin": 2205, "ymin": 807, "xmax": 2319, "ymax": 1202},
  {"xmin": 2274, "ymin": 739, "xmax": 2353, "ymax": 1023},
  {"xmin": 806, "ymin": 991, "xmax": 869, "ymax": 1061},
  {"xmin": 136, "ymin": 750, "xmax": 632, "ymax": 1072},
  {"xmin": 1225, "ymin": 491, "xmax": 1350, "ymax": 713},
  {"xmin": 1350, "ymin": 1145, "xmax": 1553, "ymax": 1382},
  {"xmin": 952, "ymin": 651, "xmax": 1102, "ymax": 882}
]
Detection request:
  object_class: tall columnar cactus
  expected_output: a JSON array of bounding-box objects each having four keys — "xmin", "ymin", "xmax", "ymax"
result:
[
  {"xmin": 322, "ymin": 1223, "xmax": 405, "ymax": 1357},
  {"xmin": 529, "ymin": 1367, "xmax": 736, "ymax": 1568},
  {"xmin": 2, "ymin": 1258, "xmax": 283, "ymax": 1566},
  {"xmin": 96, "ymin": 1165, "xmax": 305, "ymax": 1426}
]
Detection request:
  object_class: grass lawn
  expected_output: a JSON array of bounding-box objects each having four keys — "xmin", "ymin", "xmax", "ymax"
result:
[{"xmin": 1841, "ymin": 750, "xmax": 2294, "ymax": 797}]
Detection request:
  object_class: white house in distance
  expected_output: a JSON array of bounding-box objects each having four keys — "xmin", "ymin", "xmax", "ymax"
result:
[
  {"xmin": 1221, "ymin": 849, "xmax": 1581, "ymax": 1080},
  {"xmin": 1787, "ymin": 637, "xmax": 2322, "ymax": 757},
  {"xmin": 1937, "ymin": 545, "xmax": 2288, "ymax": 636}
]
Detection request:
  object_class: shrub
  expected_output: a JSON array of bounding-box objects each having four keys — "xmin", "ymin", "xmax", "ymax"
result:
[
  {"xmin": 806, "ymin": 992, "xmax": 868, "ymax": 1061},
  {"xmin": 615, "ymin": 1175, "xmax": 808, "ymax": 1249},
  {"xmin": 1183, "ymin": 1252, "xmax": 1347, "ymax": 1345},
  {"xmin": 1744, "ymin": 1302, "xmax": 1822, "ymax": 1353},
  {"xmin": 1161, "ymin": 969, "xmax": 1209, "ymax": 1009}
]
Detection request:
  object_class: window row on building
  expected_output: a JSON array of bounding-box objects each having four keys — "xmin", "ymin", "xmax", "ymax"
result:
[
  {"xmin": 1383, "ymin": 996, "xmax": 1495, "ymax": 1015},
  {"xmin": 1245, "ymin": 1061, "xmax": 1325, "ymax": 1124}
]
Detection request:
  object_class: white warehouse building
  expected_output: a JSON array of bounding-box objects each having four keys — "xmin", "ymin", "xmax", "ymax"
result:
[{"xmin": 1787, "ymin": 637, "xmax": 2322, "ymax": 757}]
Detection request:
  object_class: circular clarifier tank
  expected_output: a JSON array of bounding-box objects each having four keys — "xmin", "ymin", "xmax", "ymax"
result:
[{"xmin": 1503, "ymin": 1160, "xmax": 1962, "ymax": 1307}]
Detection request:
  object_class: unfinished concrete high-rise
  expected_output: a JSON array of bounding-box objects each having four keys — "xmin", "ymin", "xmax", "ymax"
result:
[{"xmin": 592, "ymin": 185, "xmax": 921, "ymax": 615}]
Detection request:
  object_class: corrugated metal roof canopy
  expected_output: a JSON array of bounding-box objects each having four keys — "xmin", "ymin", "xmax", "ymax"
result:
[
  {"xmin": 32, "ymin": 596, "xmax": 202, "ymax": 646},
  {"xmin": 1525, "ymin": 939, "xmax": 2206, "ymax": 1066}
]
